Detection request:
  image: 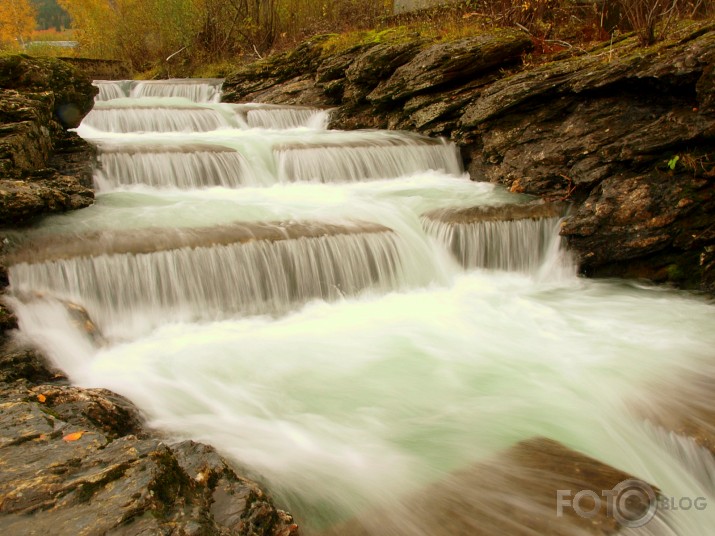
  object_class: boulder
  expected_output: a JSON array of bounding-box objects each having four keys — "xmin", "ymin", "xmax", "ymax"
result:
[
  {"xmin": 367, "ymin": 31, "xmax": 532, "ymax": 103},
  {"xmin": 0, "ymin": 57, "xmax": 96, "ymax": 225},
  {"xmin": 0, "ymin": 55, "xmax": 97, "ymax": 128},
  {"xmin": 322, "ymin": 437, "xmax": 652, "ymax": 536}
]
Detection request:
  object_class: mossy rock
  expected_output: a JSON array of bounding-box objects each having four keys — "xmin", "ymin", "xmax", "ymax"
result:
[{"xmin": 0, "ymin": 55, "xmax": 97, "ymax": 128}]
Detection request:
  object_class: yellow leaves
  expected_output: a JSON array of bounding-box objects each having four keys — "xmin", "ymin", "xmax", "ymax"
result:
[
  {"xmin": 0, "ymin": 0, "xmax": 36, "ymax": 47},
  {"xmin": 62, "ymin": 431, "xmax": 86, "ymax": 442}
]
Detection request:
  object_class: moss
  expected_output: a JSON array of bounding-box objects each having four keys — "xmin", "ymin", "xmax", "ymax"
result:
[
  {"xmin": 319, "ymin": 26, "xmax": 416, "ymax": 56},
  {"xmin": 666, "ymin": 263, "xmax": 685, "ymax": 281}
]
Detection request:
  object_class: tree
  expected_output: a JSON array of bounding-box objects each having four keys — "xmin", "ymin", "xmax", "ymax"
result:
[
  {"xmin": 32, "ymin": 0, "xmax": 71, "ymax": 31},
  {"xmin": 0, "ymin": 0, "xmax": 37, "ymax": 46}
]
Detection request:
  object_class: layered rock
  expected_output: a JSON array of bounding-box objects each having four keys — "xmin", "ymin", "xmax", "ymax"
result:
[
  {"xmin": 222, "ymin": 21, "xmax": 715, "ymax": 292},
  {"xmin": 0, "ymin": 351, "xmax": 298, "ymax": 535},
  {"xmin": 0, "ymin": 55, "xmax": 96, "ymax": 227}
]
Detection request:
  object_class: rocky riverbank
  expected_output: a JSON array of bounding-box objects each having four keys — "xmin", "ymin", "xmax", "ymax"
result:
[
  {"xmin": 0, "ymin": 56, "xmax": 298, "ymax": 535},
  {"xmin": 223, "ymin": 21, "xmax": 715, "ymax": 293}
]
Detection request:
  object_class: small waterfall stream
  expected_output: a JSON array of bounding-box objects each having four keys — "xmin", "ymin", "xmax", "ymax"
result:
[{"xmin": 6, "ymin": 79, "xmax": 715, "ymax": 535}]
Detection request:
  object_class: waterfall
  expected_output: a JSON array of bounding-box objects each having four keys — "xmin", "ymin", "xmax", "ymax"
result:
[
  {"xmin": 9, "ymin": 229, "xmax": 409, "ymax": 338},
  {"xmin": 94, "ymin": 144, "xmax": 254, "ymax": 190},
  {"xmin": 92, "ymin": 79, "xmax": 223, "ymax": 103},
  {"xmin": 93, "ymin": 80, "xmax": 132, "ymax": 101},
  {"xmin": 276, "ymin": 137, "xmax": 463, "ymax": 182},
  {"xmin": 130, "ymin": 79, "xmax": 224, "ymax": 102},
  {"xmin": 247, "ymin": 107, "xmax": 331, "ymax": 129},
  {"xmin": 7, "ymin": 78, "xmax": 715, "ymax": 536},
  {"xmin": 82, "ymin": 104, "xmax": 234, "ymax": 133},
  {"xmin": 422, "ymin": 216, "xmax": 562, "ymax": 272}
]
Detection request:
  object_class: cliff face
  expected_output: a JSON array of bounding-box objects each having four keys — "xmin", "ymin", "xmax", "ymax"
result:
[{"xmin": 223, "ymin": 22, "xmax": 715, "ymax": 293}]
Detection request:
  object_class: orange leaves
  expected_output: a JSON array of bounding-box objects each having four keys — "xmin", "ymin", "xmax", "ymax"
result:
[
  {"xmin": 62, "ymin": 431, "xmax": 86, "ymax": 442},
  {"xmin": 37, "ymin": 393, "xmax": 47, "ymax": 403},
  {"xmin": 0, "ymin": 0, "xmax": 36, "ymax": 46}
]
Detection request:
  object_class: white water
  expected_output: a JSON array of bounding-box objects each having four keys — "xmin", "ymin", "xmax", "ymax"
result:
[
  {"xmin": 8, "ymin": 80, "xmax": 715, "ymax": 535},
  {"xmin": 423, "ymin": 216, "xmax": 566, "ymax": 273},
  {"xmin": 93, "ymin": 79, "xmax": 224, "ymax": 102}
]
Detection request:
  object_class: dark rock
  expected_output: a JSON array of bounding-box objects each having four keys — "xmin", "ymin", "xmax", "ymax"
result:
[
  {"xmin": 0, "ymin": 172, "xmax": 94, "ymax": 226},
  {"xmin": 367, "ymin": 31, "xmax": 532, "ymax": 104},
  {"xmin": 242, "ymin": 75, "xmax": 332, "ymax": 106},
  {"xmin": 0, "ymin": 55, "xmax": 97, "ymax": 128},
  {"xmin": 0, "ymin": 358, "xmax": 300, "ymax": 535},
  {"xmin": 316, "ymin": 44, "xmax": 373, "ymax": 84},
  {"xmin": 460, "ymin": 24, "xmax": 715, "ymax": 127},
  {"xmin": 0, "ymin": 56, "xmax": 97, "ymax": 226},
  {"xmin": 0, "ymin": 343, "xmax": 62, "ymax": 384},
  {"xmin": 222, "ymin": 35, "xmax": 331, "ymax": 103},
  {"xmin": 343, "ymin": 40, "xmax": 426, "ymax": 103},
  {"xmin": 0, "ymin": 90, "xmax": 56, "ymax": 179}
]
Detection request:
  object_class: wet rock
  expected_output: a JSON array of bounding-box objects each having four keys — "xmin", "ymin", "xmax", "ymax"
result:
[
  {"xmin": 0, "ymin": 90, "xmax": 56, "ymax": 179},
  {"xmin": 1, "ymin": 56, "xmax": 97, "ymax": 226},
  {"xmin": 9, "ymin": 220, "xmax": 392, "ymax": 264},
  {"xmin": 0, "ymin": 359, "xmax": 300, "ymax": 535},
  {"xmin": 322, "ymin": 437, "xmax": 651, "ymax": 536},
  {"xmin": 0, "ymin": 343, "xmax": 62, "ymax": 384},
  {"xmin": 460, "ymin": 25, "xmax": 715, "ymax": 127},
  {"xmin": 424, "ymin": 200, "xmax": 568, "ymax": 224},
  {"xmin": 244, "ymin": 75, "xmax": 332, "ymax": 106}
]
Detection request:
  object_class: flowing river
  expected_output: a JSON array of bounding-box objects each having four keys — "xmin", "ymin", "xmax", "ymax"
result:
[{"xmin": 6, "ymin": 79, "xmax": 715, "ymax": 535}]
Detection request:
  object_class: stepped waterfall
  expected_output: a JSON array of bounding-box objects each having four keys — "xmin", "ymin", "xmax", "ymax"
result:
[{"xmin": 6, "ymin": 79, "xmax": 715, "ymax": 535}]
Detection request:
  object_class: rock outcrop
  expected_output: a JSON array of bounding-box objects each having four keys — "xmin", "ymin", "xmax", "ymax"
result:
[
  {"xmin": 0, "ymin": 347, "xmax": 299, "ymax": 535},
  {"xmin": 0, "ymin": 55, "xmax": 96, "ymax": 227},
  {"xmin": 222, "ymin": 21, "xmax": 715, "ymax": 292}
]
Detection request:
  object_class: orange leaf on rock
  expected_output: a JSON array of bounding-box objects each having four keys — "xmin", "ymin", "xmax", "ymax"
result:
[
  {"xmin": 37, "ymin": 394, "xmax": 47, "ymax": 403},
  {"xmin": 63, "ymin": 431, "xmax": 85, "ymax": 442}
]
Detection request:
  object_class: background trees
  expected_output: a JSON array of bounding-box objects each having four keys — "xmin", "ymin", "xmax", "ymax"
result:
[
  {"xmin": 24, "ymin": 1, "xmax": 715, "ymax": 73},
  {"xmin": 0, "ymin": 0, "xmax": 37, "ymax": 47}
]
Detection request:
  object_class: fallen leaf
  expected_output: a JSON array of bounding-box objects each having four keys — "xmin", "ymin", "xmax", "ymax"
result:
[
  {"xmin": 63, "ymin": 431, "xmax": 85, "ymax": 442},
  {"xmin": 37, "ymin": 394, "xmax": 47, "ymax": 403}
]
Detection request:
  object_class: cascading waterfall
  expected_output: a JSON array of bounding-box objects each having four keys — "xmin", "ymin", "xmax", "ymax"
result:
[
  {"xmin": 82, "ymin": 102, "xmax": 234, "ymax": 133},
  {"xmin": 94, "ymin": 144, "xmax": 252, "ymax": 189},
  {"xmin": 9, "ymin": 228, "xmax": 411, "ymax": 339},
  {"xmin": 422, "ymin": 216, "xmax": 563, "ymax": 272},
  {"xmin": 130, "ymin": 79, "xmax": 224, "ymax": 102},
  {"xmin": 276, "ymin": 137, "xmax": 463, "ymax": 182},
  {"xmin": 247, "ymin": 107, "xmax": 330, "ymax": 130},
  {"xmin": 92, "ymin": 79, "xmax": 224, "ymax": 102},
  {"xmin": 7, "ymin": 78, "xmax": 715, "ymax": 535}
]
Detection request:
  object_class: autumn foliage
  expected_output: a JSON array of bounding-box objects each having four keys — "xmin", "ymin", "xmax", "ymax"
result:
[
  {"xmin": 46, "ymin": 0, "xmax": 715, "ymax": 73},
  {"xmin": 0, "ymin": 0, "xmax": 37, "ymax": 48}
]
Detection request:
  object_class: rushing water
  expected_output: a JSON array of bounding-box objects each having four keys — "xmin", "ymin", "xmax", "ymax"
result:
[{"xmin": 6, "ymin": 79, "xmax": 715, "ymax": 535}]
